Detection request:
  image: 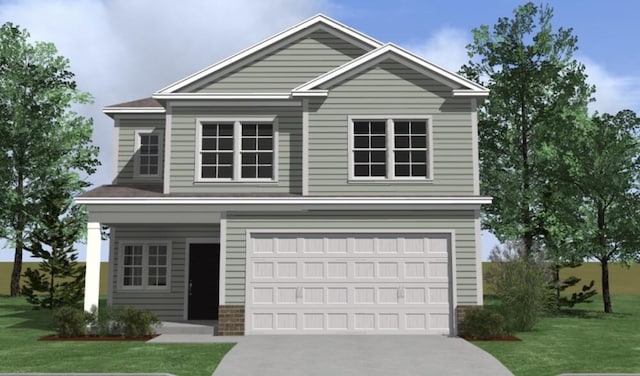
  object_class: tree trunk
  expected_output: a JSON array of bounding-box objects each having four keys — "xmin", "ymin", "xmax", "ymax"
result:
[
  {"xmin": 9, "ymin": 245, "xmax": 22, "ymax": 296},
  {"xmin": 555, "ymin": 264, "xmax": 561, "ymax": 310},
  {"xmin": 601, "ymin": 258, "xmax": 612, "ymax": 313}
]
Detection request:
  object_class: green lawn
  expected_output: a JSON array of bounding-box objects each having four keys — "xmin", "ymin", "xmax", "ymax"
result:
[
  {"xmin": 0, "ymin": 296, "xmax": 234, "ymax": 376},
  {"xmin": 475, "ymin": 295, "xmax": 640, "ymax": 375}
]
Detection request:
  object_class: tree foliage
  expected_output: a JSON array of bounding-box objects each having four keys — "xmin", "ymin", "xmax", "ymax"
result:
[
  {"xmin": 0, "ymin": 22, "xmax": 99, "ymax": 296},
  {"xmin": 462, "ymin": 2, "xmax": 593, "ymax": 257}
]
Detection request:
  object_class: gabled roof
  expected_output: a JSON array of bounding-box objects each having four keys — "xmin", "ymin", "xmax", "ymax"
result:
[
  {"xmin": 154, "ymin": 14, "xmax": 383, "ymax": 95},
  {"xmin": 103, "ymin": 97, "xmax": 165, "ymax": 117},
  {"xmin": 292, "ymin": 43, "xmax": 489, "ymax": 97}
]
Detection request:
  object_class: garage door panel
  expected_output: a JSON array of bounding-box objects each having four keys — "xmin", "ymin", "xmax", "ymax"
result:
[{"xmin": 246, "ymin": 232, "xmax": 453, "ymax": 334}]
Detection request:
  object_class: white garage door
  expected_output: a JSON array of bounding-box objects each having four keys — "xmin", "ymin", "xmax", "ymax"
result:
[{"xmin": 245, "ymin": 232, "xmax": 452, "ymax": 334}]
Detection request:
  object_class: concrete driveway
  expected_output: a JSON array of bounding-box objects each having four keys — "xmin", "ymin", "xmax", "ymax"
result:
[{"xmin": 212, "ymin": 335, "xmax": 512, "ymax": 376}]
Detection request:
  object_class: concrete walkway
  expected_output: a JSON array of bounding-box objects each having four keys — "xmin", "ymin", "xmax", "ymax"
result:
[{"xmin": 210, "ymin": 335, "xmax": 513, "ymax": 376}]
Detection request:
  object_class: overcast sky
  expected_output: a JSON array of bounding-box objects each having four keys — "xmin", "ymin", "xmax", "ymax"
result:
[{"xmin": 1, "ymin": 0, "xmax": 639, "ymax": 261}]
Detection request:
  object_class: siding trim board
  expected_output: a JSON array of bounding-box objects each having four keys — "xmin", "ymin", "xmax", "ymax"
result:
[
  {"xmin": 302, "ymin": 99, "xmax": 309, "ymax": 196},
  {"xmin": 163, "ymin": 104, "xmax": 173, "ymax": 193}
]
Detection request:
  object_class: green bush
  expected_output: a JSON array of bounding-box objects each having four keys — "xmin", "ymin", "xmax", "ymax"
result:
[
  {"xmin": 458, "ymin": 307, "xmax": 507, "ymax": 339},
  {"xmin": 118, "ymin": 307, "xmax": 160, "ymax": 338},
  {"xmin": 53, "ymin": 306, "xmax": 87, "ymax": 337},
  {"xmin": 86, "ymin": 305, "xmax": 122, "ymax": 336}
]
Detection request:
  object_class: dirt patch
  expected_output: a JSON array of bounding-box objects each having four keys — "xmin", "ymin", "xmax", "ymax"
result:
[
  {"xmin": 460, "ymin": 335, "xmax": 521, "ymax": 342},
  {"xmin": 39, "ymin": 334, "xmax": 158, "ymax": 342}
]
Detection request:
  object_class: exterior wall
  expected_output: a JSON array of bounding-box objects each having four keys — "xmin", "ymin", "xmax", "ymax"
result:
[
  {"xmin": 115, "ymin": 117, "xmax": 165, "ymax": 185},
  {"xmin": 186, "ymin": 30, "xmax": 367, "ymax": 93},
  {"xmin": 170, "ymin": 106, "xmax": 302, "ymax": 194},
  {"xmin": 110, "ymin": 224, "xmax": 219, "ymax": 321},
  {"xmin": 307, "ymin": 59, "xmax": 474, "ymax": 196},
  {"xmin": 225, "ymin": 211, "xmax": 479, "ymax": 306}
]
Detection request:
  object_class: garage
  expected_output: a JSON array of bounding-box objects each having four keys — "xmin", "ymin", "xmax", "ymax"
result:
[{"xmin": 245, "ymin": 231, "xmax": 453, "ymax": 334}]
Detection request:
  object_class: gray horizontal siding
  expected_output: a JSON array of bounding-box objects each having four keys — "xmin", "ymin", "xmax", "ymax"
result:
[
  {"xmin": 187, "ymin": 30, "xmax": 367, "ymax": 93},
  {"xmin": 170, "ymin": 106, "xmax": 302, "ymax": 194},
  {"xmin": 110, "ymin": 224, "xmax": 219, "ymax": 321},
  {"xmin": 116, "ymin": 118, "xmax": 164, "ymax": 185},
  {"xmin": 308, "ymin": 59, "xmax": 475, "ymax": 196},
  {"xmin": 225, "ymin": 211, "xmax": 479, "ymax": 306}
]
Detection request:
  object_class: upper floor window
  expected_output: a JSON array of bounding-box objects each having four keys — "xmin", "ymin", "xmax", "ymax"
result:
[
  {"xmin": 120, "ymin": 242, "xmax": 170, "ymax": 290},
  {"xmin": 134, "ymin": 130, "xmax": 163, "ymax": 178},
  {"xmin": 349, "ymin": 117, "xmax": 432, "ymax": 180},
  {"xmin": 196, "ymin": 118, "xmax": 277, "ymax": 182}
]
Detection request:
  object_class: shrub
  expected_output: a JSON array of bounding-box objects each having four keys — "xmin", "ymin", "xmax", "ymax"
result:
[
  {"xmin": 118, "ymin": 307, "xmax": 160, "ymax": 338},
  {"xmin": 86, "ymin": 305, "xmax": 122, "ymax": 336},
  {"xmin": 458, "ymin": 307, "xmax": 507, "ymax": 339},
  {"xmin": 487, "ymin": 241, "xmax": 553, "ymax": 332},
  {"xmin": 53, "ymin": 306, "xmax": 87, "ymax": 337}
]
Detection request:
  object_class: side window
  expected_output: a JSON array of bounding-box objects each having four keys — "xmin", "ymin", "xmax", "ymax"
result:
[{"xmin": 135, "ymin": 130, "xmax": 163, "ymax": 178}]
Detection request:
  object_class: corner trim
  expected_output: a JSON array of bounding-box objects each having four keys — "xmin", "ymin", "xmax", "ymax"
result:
[
  {"xmin": 470, "ymin": 98, "xmax": 480, "ymax": 196},
  {"xmin": 302, "ymin": 98, "xmax": 309, "ymax": 196},
  {"xmin": 163, "ymin": 104, "xmax": 173, "ymax": 194}
]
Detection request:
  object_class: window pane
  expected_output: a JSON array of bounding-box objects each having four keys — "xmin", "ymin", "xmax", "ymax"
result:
[
  {"xmin": 202, "ymin": 138, "xmax": 216, "ymax": 150},
  {"xmin": 149, "ymin": 166, "xmax": 158, "ymax": 175},
  {"xmin": 354, "ymin": 151, "xmax": 369, "ymax": 163},
  {"xmin": 395, "ymin": 164, "xmax": 410, "ymax": 176},
  {"xmin": 258, "ymin": 166, "xmax": 272, "ymax": 178},
  {"xmin": 395, "ymin": 151, "xmax": 410, "ymax": 163},
  {"xmin": 242, "ymin": 152, "xmax": 256, "ymax": 164},
  {"xmin": 371, "ymin": 121, "xmax": 386, "ymax": 134},
  {"xmin": 353, "ymin": 121, "xmax": 369, "ymax": 134},
  {"xmin": 412, "ymin": 151, "xmax": 426, "ymax": 163},
  {"xmin": 140, "ymin": 145, "xmax": 150, "ymax": 154},
  {"xmin": 140, "ymin": 156, "xmax": 149, "ymax": 165},
  {"xmin": 219, "ymin": 124, "xmax": 233, "ymax": 136},
  {"xmin": 202, "ymin": 166, "xmax": 216, "ymax": 178},
  {"xmin": 371, "ymin": 136, "xmax": 386, "ymax": 148},
  {"xmin": 202, "ymin": 153, "xmax": 216, "ymax": 165},
  {"xmin": 412, "ymin": 164, "xmax": 427, "ymax": 176},
  {"xmin": 149, "ymin": 145, "xmax": 158, "ymax": 155},
  {"xmin": 371, "ymin": 164, "xmax": 386, "ymax": 176},
  {"xmin": 242, "ymin": 166, "xmax": 256, "ymax": 178},
  {"xmin": 354, "ymin": 136, "xmax": 369, "ymax": 149},
  {"xmin": 218, "ymin": 152, "xmax": 233, "ymax": 165},
  {"xmin": 149, "ymin": 156, "xmax": 158, "ymax": 165},
  {"xmin": 202, "ymin": 124, "xmax": 217, "ymax": 136},
  {"xmin": 258, "ymin": 152, "xmax": 272, "ymax": 164},
  {"xmin": 242, "ymin": 124, "xmax": 257, "ymax": 136},
  {"xmin": 371, "ymin": 151, "xmax": 385, "ymax": 163},
  {"xmin": 242, "ymin": 138, "xmax": 256, "ymax": 150},
  {"xmin": 395, "ymin": 136, "xmax": 410, "ymax": 148},
  {"xmin": 158, "ymin": 255, "xmax": 167, "ymax": 265},
  {"xmin": 257, "ymin": 138, "xmax": 272, "ymax": 150},
  {"xmin": 218, "ymin": 166, "xmax": 233, "ymax": 178},
  {"xmin": 354, "ymin": 164, "xmax": 369, "ymax": 176},
  {"xmin": 219, "ymin": 138, "xmax": 233, "ymax": 150},
  {"xmin": 411, "ymin": 135, "xmax": 426, "ymax": 148},
  {"xmin": 411, "ymin": 121, "xmax": 427, "ymax": 134},
  {"xmin": 394, "ymin": 121, "xmax": 409, "ymax": 134},
  {"xmin": 258, "ymin": 125, "xmax": 272, "ymax": 136},
  {"xmin": 148, "ymin": 135, "xmax": 159, "ymax": 144}
]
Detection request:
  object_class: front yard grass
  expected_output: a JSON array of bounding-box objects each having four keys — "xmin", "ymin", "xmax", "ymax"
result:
[
  {"xmin": 0, "ymin": 296, "xmax": 234, "ymax": 376},
  {"xmin": 475, "ymin": 295, "xmax": 640, "ymax": 375}
]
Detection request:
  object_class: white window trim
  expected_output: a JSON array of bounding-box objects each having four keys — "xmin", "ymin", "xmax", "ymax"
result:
[
  {"xmin": 347, "ymin": 115, "xmax": 434, "ymax": 182},
  {"xmin": 117, "ymin": 240, "xmax": 172, "ymax": 291},
  {"xmin": 133, "ymin": 129, "xmax": 164, "ymax": 179},
  {"xmin": 195, "ymin": 117, "xmax": 279, "ymax": 183}
]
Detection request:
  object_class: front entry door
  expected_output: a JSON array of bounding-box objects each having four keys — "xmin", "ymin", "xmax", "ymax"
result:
[{"xmin": 188, "ymin": 243, "xmax": 220, "ymax": 320}]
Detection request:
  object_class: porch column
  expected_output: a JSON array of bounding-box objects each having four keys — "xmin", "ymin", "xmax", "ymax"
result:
[{"xmin": 84, "ymin": 222, "xmax": 102, "ymax": 312}]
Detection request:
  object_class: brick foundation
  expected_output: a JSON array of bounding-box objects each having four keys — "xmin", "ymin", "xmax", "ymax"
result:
[{"xmin": 217, "ymin": 305, "xmax": 245, "ymax": 336}]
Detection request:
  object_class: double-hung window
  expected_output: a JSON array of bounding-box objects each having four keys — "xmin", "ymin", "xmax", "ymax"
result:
[
  {"xmin": 134, "ymin": 130, "xmax": 163, "ymax": 178},
  {"xmin": 197, "ymin": 118, "xmax": 277, "ymax": 182},
  {"xmin": 349, "ymin": 116, "xmax": 432, "ymax": 180},
  {"xmin": 120, "ymin": 242, "xmax": 170, "ymax": 290}
]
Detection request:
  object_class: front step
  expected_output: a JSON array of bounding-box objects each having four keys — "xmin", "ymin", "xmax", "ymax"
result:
[{"xmin": 158, "ymin": 321, "xmax": 217, "ymax": 335}]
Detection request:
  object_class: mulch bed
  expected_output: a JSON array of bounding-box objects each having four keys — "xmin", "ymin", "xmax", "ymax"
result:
[
  {"xmin": 39, "ymin": 334, "xmax": 158, "ymax": 342},
  {"xmin": 460, "ymin": 335, "xmax": 521, "ymax": 342}
]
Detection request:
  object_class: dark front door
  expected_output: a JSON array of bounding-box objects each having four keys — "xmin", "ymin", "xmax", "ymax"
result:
[{"xmin": 188, "ymin": 243, "xmax": 220, "ymax": 320}]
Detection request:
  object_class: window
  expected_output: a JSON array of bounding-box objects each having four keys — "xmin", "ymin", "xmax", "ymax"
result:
[
  {"xmin": 134, "ymin": 130, "xmax": 163, "ymax": 178},
  {"xmin": 196, "ymin": 118, "xmax": 277, "ymax": 182},
  {"xmin": 120, "ymin": 243, "xmax": 170, "ymax": 290},
  {"xmin": 349, "ymin": 117, "xmax": 432, "ymax": 180}
]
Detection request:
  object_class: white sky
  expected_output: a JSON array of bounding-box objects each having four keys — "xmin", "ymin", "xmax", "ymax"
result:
[{"xmin": 0, "ymin": 0, "xmax": 638, "ymax": 261}]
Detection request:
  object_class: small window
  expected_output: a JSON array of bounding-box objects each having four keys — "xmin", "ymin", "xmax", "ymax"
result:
[
  {"xmin": 197, "ymin": 118, "xmax": 277, "ymax": 182},
  {"xmin": 120, "ymin": 243, "xmax": 170, "ymax": 290},
  {"xmin": 135, "ymin": 130, "xmax": 163, "ymax": 178},
  {"xmin": 350, "ymin": 117, "xmax": 431, "ymax": 180}
]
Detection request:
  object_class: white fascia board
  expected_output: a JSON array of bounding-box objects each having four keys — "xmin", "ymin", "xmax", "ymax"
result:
[
  {"xmin": 103, "ymin": 107, "xmax": 166, "ymax": 115},
  {"xmin": 452, "ymin": 89, "xmax": 490, "ymax": 97},
  {"xmin": 153, "ymin": 93, "xmax": 292, "ymax": 100},
  {"xmin": 155, "ymin": 14, "xmax": 382, "ymax": 94},
  {"xmin": 290, "ymin": 90, "xmax": 329, "ymax": 97},
  {"xmin": 295, "ymin": 43, "xmax": 489, "ymax": 94},
  {"xmin": 75, "ymin": 196, "xmax": 492, "ymax": 206}
]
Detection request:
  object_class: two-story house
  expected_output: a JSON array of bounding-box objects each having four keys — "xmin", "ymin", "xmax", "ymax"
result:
[{"xmin": 76, "ymin": 15, "xmax": 490, "ymax": 336}]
